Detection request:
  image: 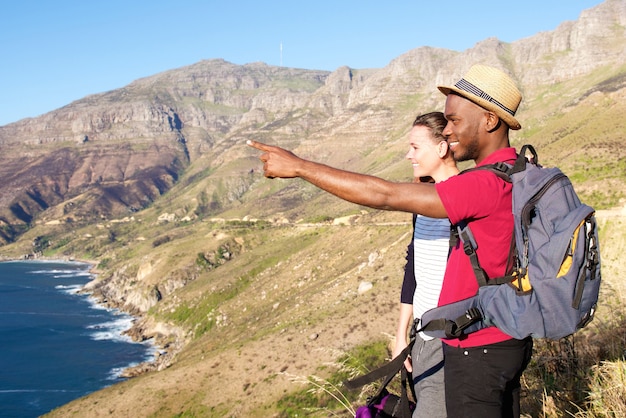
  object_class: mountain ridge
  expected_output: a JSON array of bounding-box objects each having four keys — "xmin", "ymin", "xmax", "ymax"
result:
[{"xmin": 0, "ymin": 1, "xmax": 624, "ymax": 242}]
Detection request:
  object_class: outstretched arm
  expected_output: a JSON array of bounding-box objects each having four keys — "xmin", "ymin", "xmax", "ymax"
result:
[{"xmin": 247, "ymin": 140, "xmax": 447, "ymax": 218}]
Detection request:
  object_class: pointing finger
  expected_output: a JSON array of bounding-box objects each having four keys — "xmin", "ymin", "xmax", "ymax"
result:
[{"xmin": 246, "ymin": 140, "xmax": 271, "ymax": 152}]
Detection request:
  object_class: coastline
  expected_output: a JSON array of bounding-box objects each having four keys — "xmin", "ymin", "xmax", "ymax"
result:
[
  {"xmin": 0, "ymin": 255, "xmax": 180, "ymax": 378},
  {"xmin": 0, "ymin": 259, "xmax": 164, "ymax": 417},
  {"xmin": 75, "ymin": 258, "xmax": 184, "ymax": 377}
]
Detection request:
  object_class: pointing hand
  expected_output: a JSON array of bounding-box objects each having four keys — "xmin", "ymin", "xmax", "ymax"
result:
[{"xmin": 247, "ymin": 140, "xmax": 302, "ymax": 179}]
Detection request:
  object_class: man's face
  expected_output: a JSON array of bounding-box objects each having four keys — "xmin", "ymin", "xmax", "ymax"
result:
[{"xmin": 442, "ymin": 94, "xmax": 485, "ymax": 162}]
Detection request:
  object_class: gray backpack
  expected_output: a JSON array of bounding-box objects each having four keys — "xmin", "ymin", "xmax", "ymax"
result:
[{"xmin": 420, "ymin": 144, "xmax": 601, "ymax": 341}]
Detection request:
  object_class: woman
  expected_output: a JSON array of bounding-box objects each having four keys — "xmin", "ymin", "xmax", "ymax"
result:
[{"xmin": 393, "ymin": 111, "xmax": 458, "ymax": 418}]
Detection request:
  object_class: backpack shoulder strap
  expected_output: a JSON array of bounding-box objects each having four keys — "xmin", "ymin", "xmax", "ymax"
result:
[
  {"xmin": 510, "ymin": 144, "xmax": 538, "ymax": 174},
  {"xmin": 343, "ymin": 337, "xmax": 414, "ymax": 391},
  {"xmin": 456, "ymin": 220, "xmax": 489, "ymax": 287},
  {"xmin": 459, "ymin": 162, "xmax": 512, "ymax": 182},
  {"xmin": 450, "ymin": 162, "xmax": 515, "ymax": 288}
]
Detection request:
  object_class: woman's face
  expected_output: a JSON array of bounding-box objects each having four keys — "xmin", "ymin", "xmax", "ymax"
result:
[{"xmin": 405, "ymin": 125, "xmax": 444, "ymax": 180}]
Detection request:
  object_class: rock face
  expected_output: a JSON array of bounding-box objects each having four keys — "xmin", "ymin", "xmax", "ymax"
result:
[
  {"xmin": 0, "ymin": 0, "xmax": 624, "ymax": 245},
  {"xmin": 0, "ymin": 61, "xmax": 332, "ymax": 242}
]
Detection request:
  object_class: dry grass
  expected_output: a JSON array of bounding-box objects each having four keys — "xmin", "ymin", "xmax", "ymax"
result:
[{"xmin": 584, "ymin": 360, "xmax": 626, "ymax": 417}]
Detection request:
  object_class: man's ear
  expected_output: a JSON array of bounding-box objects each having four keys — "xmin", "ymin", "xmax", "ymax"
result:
[{"xmin": 485, "ymin": 111, "xmax": 502, "ymax": 133}]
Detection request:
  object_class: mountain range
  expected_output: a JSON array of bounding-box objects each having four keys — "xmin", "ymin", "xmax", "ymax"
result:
[{"xmin": 1, "ymin": 0, "xmax": 624, "ymax": 245}]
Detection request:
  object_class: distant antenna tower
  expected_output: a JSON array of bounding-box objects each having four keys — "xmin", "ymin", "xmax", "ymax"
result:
[{"xmin": 280, "ymin": 42, "xmax": 283, "ymax": 66}]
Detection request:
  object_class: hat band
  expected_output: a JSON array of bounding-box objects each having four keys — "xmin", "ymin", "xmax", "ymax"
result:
[{"xmin": 455, "ymin": 79, "xmax": 515, "ymax": 116}]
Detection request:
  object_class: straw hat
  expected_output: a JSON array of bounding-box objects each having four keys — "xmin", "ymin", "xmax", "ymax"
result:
[{"xmin": 438, "ymin": 65, "xmax": 522, "ymax": 130}]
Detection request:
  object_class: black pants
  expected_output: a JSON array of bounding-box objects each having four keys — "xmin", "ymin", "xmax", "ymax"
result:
[{"xmin": 443, "ymin": 337, "xmax": 533, "ymax": 418}]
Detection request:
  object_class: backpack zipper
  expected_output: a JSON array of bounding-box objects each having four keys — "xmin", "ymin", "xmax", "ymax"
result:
[{"xmin": 519, "ymin": 172, "xmax": 568, "ymax": 267}]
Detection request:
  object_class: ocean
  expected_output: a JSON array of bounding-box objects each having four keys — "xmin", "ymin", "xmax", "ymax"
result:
[{"xmin": 0, "ymin": 260, "xmax": 155, "ymax": 417}]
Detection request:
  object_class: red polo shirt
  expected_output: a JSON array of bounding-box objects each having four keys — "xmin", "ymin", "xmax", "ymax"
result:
[{"xmin": 435, "ymin": 147, "xmax": 517, "ymax": 347}]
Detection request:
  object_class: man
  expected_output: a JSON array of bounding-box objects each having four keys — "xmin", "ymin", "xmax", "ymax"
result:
[{"xmin": 248, "ymin": 64, "xmax": 533, "ymax": 417}]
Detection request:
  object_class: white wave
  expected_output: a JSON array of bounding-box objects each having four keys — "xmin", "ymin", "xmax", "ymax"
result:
[
  {"xmin": 106, "ymin": 365, "xmax": 133, "ymax": 380},
  {"xmin": 86, "ymin": 315, "xmax": 157, "ymax": 350},
  {"xmin": 52, "ymin": 281, "xmax": 109, "ymax": 311},
  {"xmin": 55, "ymin": 284, "xmax": 83, "ymax": 295},
  {"xmin": 106, "ymin": 345, "xmax": 158, "ymax": 381},
  {"xmin": 87, "ymin": 315, "xmax": 136, "ymax": 342},
  {"xmin": 53, "ymin": 271, "xmax": 94, "ymax": 279},
  {"xmin": 84, "ymin": 295, "xmax": 113, "ymax": 312},
  {"xmin": 28, "ymin": 268, "xmax": 93, "ymax": 279}
]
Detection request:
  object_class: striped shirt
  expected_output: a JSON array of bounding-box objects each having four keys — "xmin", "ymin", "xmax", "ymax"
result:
[{"xmin": 412, "ymin": 215, "xmax": 450, "ymax": 340}]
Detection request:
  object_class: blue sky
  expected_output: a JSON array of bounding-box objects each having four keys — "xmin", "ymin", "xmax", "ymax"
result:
[{"xmin": 0, "ymin": 0, "xmax": 604, "ymax": 126}]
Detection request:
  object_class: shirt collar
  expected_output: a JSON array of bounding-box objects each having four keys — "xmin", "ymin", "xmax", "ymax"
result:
[{"xmin": 476, "ymin": 147, "xmax": 517, "ymax": 167}]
